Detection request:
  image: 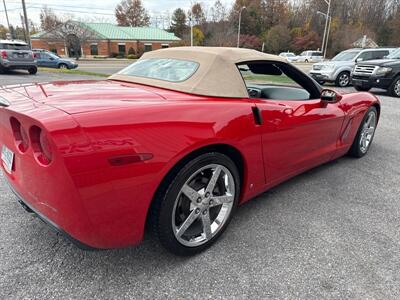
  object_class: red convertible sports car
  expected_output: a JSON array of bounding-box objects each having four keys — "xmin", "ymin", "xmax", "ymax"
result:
[{"xmin": 0, "ymin": 47, "xmax": 380, "ymax": 255}]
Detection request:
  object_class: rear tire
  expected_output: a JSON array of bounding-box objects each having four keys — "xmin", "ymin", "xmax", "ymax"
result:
[
  {"xmin": 150, "ymin": 152, "xmax": 240, "ymax": 256},
  {"xmin": 335, "ymin": 71, "xmax": 351, "ymax": 87},
  {"xmin": 388, "ymin": 76, "xmax": 400, "ymax": 98},
  {"xmin": 348, "ymin": 107, "xmax": 378, "ymax": 158},
  {"xmin": 28, "ymin": 67, "xmax": 37, "ymax": 75},
  {"xmin": 354, "ymin": 85, "xmax": 371, "ymax": 92}
]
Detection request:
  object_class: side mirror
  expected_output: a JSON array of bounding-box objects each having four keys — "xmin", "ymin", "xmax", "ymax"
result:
[
  {"xmin": 321, "ymin": 89, "xmax": 343, "ymax": 103},
  {"xmin": 356, "ymin": 58, "xmax": 363, "ymax": 62}
]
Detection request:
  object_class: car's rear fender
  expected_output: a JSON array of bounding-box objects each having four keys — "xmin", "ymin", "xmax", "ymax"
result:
[
  {"xmin": 0, "ymin": 93, "xmax": 105, "ymax": 248},
  {"xmin": 72, "ymin": 100, "xmax": 265, "ymax": 247}
]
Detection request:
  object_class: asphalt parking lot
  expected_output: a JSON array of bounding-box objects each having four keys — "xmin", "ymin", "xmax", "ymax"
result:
[{"xmin": 0, "ymin": 71, "xmax": 399, "ymax": 299}]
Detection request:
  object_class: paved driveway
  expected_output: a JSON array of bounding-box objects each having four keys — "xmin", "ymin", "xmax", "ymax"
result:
[{"xmin": 0, "ymin": 72, "xmax": 399, "ymax": 299}]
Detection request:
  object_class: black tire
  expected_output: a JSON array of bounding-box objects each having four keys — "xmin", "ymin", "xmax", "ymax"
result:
[
  {"xmin": 0, "ymin": 65, "xmax": 4, "ymax": 74},
  {"xmin": 28, "ymin": 67, "xmax": 37, "ymax": 75},
  {"xmin": 58, "ymin": 63, "xmax": 68, "ymax": 69},
  {"xmin": 335, "ymin": 71, "xmax": 351, "ymax": 87},
  {"xmin": 388, "ymin": 76, "xmax": 400, "ymax": 98},
  {"xmin": 348, "ymin": 106, "xmax": 378, "ymax": 158},
  {"xmin": 150, "ymin": 152, "xmax": 240, "ymax": 256},
  {"xmin": 354, "ymin": 85, "xmax": 371, "ymax": 92},
  {"xmin": 305, "ymin": 59, "xmax": 309, "ymax": 63}
]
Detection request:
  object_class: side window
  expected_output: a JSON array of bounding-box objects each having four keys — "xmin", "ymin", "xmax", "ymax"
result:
[
  {"xmin": 358, "ymin": 51, "xmax": 374, "ymax": 61},
  {"xmin": 373, "ymin": 51, "xmax": 388, "ymax": 59},
  {"xmin": 238, "ymin": 62, "xmax": 312, "ymax": 101},
  {"xmin": 300, "ymin": 51, "xmax": 306, "ymax": 56}
]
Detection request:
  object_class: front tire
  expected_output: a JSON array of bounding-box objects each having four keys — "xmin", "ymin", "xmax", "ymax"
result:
[
  {"xmin": 388, "ymin": 76, "xmax": 400, "ymax": 98},
  {"xmin": 59, "ymin": 63, "xmax": 68, "ymax": 69},
  {"xmin": 348, "ymin": 107, "xmax": 378, "ymax": 158},
  {"xmin": 150, "ymin": 152, "xmax": 240, "ymax": 256},
  {"xmin": 336, "ymin": 71, "xmax": 351, "ymax": 87}
]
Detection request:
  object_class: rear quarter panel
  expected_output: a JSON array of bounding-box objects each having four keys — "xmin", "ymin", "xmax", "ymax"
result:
[{"xmin": 70, "ymin": 97, "xmax": 265, "ymax": 247}]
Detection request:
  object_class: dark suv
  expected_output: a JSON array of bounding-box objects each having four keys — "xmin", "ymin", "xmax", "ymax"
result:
[
  {"xmin": 0, "ymin": 40, "xmax": 37, "ymax": 74},
  {"xmin": 352, "ymin": 48, "xmax": 400, "ymax": 97}
]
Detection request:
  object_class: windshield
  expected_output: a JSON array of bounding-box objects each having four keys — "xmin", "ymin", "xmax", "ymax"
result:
[
  {"xmin": 387, "ymin": 49, "xmax": 400, "ymax": 59},
  {"xmin": 48, "ymin": 53, "xmax": 59, "ymax": 59},
  {"xmin": 119, "ymin": 58, "xmax": 199, "ymax": 82},
  {"xmin": 332, "ymin": 51, "xmax": 360, "ymax": 61}
]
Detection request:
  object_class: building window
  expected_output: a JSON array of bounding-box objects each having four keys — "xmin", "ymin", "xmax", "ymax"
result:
[
  {"xmin": 90, "ymin": 44, "xmax": 98, "ymax": 56},
  {"xmin": 118, "ymin": 44, "xmax": 126, "ymax": 56},
  {"xmin": 161, "ymin": 44, "xmax": 169, "ymax": 49},
  {"xmin": 144, "ymin": 44, "xmax": 152, "ymax": 52}
]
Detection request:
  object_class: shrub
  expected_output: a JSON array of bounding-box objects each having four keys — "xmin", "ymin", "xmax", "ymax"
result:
[{"xmin": 127, "ymin": 54, "xmax": 137, "ymax": 59}]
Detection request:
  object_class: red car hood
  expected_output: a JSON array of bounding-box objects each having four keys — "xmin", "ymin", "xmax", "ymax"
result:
[{"xmin": 1, "ymin": 80, "xmax": 167, "ymax": 114}]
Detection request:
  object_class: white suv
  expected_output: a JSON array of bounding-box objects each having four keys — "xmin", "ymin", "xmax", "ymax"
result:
[
  {"xmin": 297, "ymin": 51, "xmax": 323, "ymax": 63},
  {"xmin": 310, "ymin": 48, "xmax": 395, "ymax": 87}
]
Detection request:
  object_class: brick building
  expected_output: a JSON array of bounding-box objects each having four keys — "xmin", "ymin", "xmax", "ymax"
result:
[{"xmin": 31, "ymin": 22, "xmax": 180, "ymax": 58}]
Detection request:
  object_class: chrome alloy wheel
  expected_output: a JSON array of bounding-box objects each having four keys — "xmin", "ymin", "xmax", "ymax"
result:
[
  {"xmin": 172, "ymin": 164, "xmax": 235, "ymax": 247},
  {"xmin": 394, "ymin": 79, "xmax": 400, "ymax": 97},
  {"xmin": 339, "ymin": 73, "xmax": 350, "ymax": 87},
  {"xmin": 360, "ymin": 110, "xmax": 377, "ymax": 153}
]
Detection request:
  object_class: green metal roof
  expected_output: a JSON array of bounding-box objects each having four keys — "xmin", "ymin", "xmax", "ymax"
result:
[{"xmin": 32, "ymin": 22, "xmax": 180, "ymax": 41}]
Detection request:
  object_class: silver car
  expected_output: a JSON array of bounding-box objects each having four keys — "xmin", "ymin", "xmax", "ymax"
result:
[
  {"xmin": 0, "ymin": 40, "xmax": 37, "ymax": 74},
  {"xmin": 310, "ymin": 48, "xmax": 395, "ymax": 87}
]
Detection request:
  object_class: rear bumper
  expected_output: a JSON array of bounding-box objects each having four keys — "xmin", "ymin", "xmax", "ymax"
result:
[
  {"xmin": 351, "ymin": 74, "xmax": 393, "ymax": 89},
  {"xmin": 1, "ymin": 61, "xmax": 37, "ymax": 69},
  {"xmin": 4, "ymin": 176, "xmax": 98, "ymax": 250}
]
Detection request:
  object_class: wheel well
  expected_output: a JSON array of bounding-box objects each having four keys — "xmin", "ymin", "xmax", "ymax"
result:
[
  {"xmin": 146, "ymin": 144, "xmax": 245, "ymax": 224},
  {"xmin": 372, "ymin": 103, "xmax": 381, "ymax": 121}
]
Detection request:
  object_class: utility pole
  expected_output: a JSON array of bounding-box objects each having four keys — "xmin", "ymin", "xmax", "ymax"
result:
[
  {"xmin": 21, "ymin": 0, "xmax": 31, "ymax": 48},
  {"xmin": 20, "ymin": 14, "xmax": 27, "ymax": 42},
  {"xmin": 189, "ymin": 14, "xmax": 193, "ymax": 47},
  {"xmin": 2, "ymin": 0, "xmax": 11, "ymax": 37},
  {"xmin": 237, "ymin": 6, "xmax": 246, "ymax": 48},
  {"xmin": 320, "ymin": 0, "xmax": 331, "ymax": 58}
]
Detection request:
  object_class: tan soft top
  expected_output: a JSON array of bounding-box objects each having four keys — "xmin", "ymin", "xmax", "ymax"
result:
[{"xmin": 109, "ymin": 47, "xmax": 286, "ymax": 98}]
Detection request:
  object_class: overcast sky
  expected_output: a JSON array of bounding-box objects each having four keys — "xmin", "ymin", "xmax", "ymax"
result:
[{"xmin": 1, "ymin": 0, "xmax": 234, "ymax": 28}]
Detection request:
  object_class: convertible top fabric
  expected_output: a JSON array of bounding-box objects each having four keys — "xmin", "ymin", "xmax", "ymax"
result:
[{"xmin": 109, "ymin": 47, "xmax": 286, "ymax": 98}]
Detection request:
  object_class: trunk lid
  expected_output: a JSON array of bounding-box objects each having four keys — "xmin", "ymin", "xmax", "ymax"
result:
[{"xmin": 1, "ymin": 80, "xmax": 167, "ymax": 114}]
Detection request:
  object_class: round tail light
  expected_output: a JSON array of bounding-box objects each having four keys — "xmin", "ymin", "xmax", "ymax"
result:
[
  {"xmin": 10, "ymin": 117, "xmax": 29, "ymax": 153},
  {"xmin": 30, "ymin": 126, "xmax": 53, "ymax": 165}
]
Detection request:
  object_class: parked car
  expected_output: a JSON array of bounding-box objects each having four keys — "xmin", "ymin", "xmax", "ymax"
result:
[
  {"xmin": 310, "ymin": 48, "xmax": 395, "ymax": 87},
  {"xmin": 297, "ymin": 50, "xmax": 323, "ymax": 63},
  {"xmin": 0, "ymin": 40, "xmax": 37, "ymax": 74},
  {"xmin": 279, "ymin": 52, "xmax": 298, "ymax": 63},
  {"xmin": 33, "ymin": 50, "xmax": 78, "ymax": 69},
  {"xmin": 0, "ymin": 47, "xmax": 380, "ymax": 256},
  {"xmin": 352, "ymin": 48, "xmax": 400, "ymax": 97}
]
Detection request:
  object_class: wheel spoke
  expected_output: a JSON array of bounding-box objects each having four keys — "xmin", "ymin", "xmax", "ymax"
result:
[
  {"xmin": 205, "ymin": 166, "xmax": 222, "ymax": 194},
  {"xmin": 181, "ymin": 184, "xmax": 201, "ymax": 203},
  {"xmin": 176, "ymin": 209, "xmax": 199, "ymax": 238},
  {"xmin": 201, "ymin": 211, "xmax": 212, "ymax": 240},
  {"xmin": 366, "ymin": 127, "xmax": 375, "ymax": 135},
  {"xmin": 366, "ymin": 114, "xmax": 374, "ymax": 127},
  {"xmin": 210, "ymin": 194, "xmax": 234, "ymax": 207}
]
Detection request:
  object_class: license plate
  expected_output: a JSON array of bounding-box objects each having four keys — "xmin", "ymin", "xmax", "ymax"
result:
[{"xmin": 1, "ymin": 145, "xmax": 14, "ymax": 174}]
